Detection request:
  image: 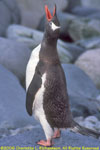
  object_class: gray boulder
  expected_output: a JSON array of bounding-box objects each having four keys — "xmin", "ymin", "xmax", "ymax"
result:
[
  {"xmin": 85, "ymin": 116, "xmax": 99, "ymax": 124},
  {"xmin": 81, "ymin": 0, "xmax": 100, "ymax": 9},
  {"xmin": 63, "ymin": 64, "xmax": 99, "ymax": 99},
  {"xmin": 66, "ymin": 0, "xmax": 82, "ymax": 12},
  {"xmin": 83, "ymin": 116, "xmax": 100, "ymax": 131},
  {"xmin": 87, "ymin": 13, "xmax": 100, "ymax": 20},
  {"xmin": 59, "ymin": 40, "xmax": 85, "ymax": 61},
  {"xmin": 68, "ymin": 17, "xmax": 100, "ymax": 41},
  {"xmin": 0, "ymin": 0, "xmax": 20, "ymax": 36},
  {"xmin": 7, "ymin": 25, "xmax": 74, "ymax": 63},
  {"xmin": 0, "ymin": 37, "xmax": 31, "ymax": 82},
  {"xmin": 62, "ymin": 64, "xmax": 100, "ymax": 117},
  {"xmin": 7, "ymin": 25, "xmax": 43, "ymax": 49},
  {"xmin": 95, "ymin": 122, "xmax": 100, "ymax": 131},
  {"xmin": 96, "ymin": 95, "xmax": 100, "ymax": 102},
  {"xmin": 0, "ymin": 127, "xmax": 100, "ymax": 147},
  {"xmin": 76, "ymin": 37, "xmax": 100, "ymax": 49},
  {"xmin": 71, "ymin": 6, "xmax": 100, "ymax": 17},
  {"xmin": 75, "ymin": 49, "xmax": 100, "ymax": 89},
  {"xmin": 0, "ymin": 64, "xmax": 36, "ymax": 131}
]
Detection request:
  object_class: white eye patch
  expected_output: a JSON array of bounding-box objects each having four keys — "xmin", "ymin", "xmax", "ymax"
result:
[{"xmin": 50, "ymin": 22, "xmax": 60, "ymax": 31}]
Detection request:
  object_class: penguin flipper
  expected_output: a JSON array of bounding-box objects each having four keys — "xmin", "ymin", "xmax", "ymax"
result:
[{"xmin": 26, "ymin": 72, "xmax": 42, "ymax": 116}]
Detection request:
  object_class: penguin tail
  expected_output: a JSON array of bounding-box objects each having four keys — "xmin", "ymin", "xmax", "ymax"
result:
[{"xmin": 70, "ymin": 119, "xmax": 100, "ymax": 139}]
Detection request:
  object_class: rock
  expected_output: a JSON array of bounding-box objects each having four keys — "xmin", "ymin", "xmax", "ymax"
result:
[
  {"xmin": 85, "ymin": 116, "xmax": 99, "ymax": 124},
  {"xmin": 71, "ymin": 6, "xmax": 100, "ymax": 17},
  {"xmin": 88, "ymin": 19, "xmax": 100, "ymax": 32},
  {"xmin": 62, "ymin": 64, "xmax": 100, "ymax": 117},
  {"xmin": 95, "ymin": 122, "xmax": 100, "ymax": 131},
  {"xmin": 3, "ymin": 0, "xmax": 20, "ymax": 23},
  {"xmin": 0, "ymin": 125, "xmax": 40, "ymax": 138},
  {"xmin": 0, "ymin": 64, "xmax": 37, "ymax": 131},
  {"xmin": 7, "ymin": 24, "xmax": 43, "ymax": 49},
  {"xmin": 68, "ymin": 17, "xmax": 100, "ymax": 41},
  {"xmin": 74, "ymin": 116, "xmax": 84, "ymax": 126},
  {"xmin": 9, "ymin": 125, "xmax": 38, "ymax": 137},
  {"xmin": 83, "ymin": 121, "xmax": 95, "ymax": 130},
  {"xmin": 76, "ymin": 37, "xmax": 100, "ymax": 49},
  {"xmin": 0, "ymin": 0, "xmax": 20, "ymax": 36},
  {"xmin": 66, "ymin": 0, "xmax": 82, "ymax": 12},
  {"xmin": 63, "ymin": 64, "xmax": 99, "ymax": 99},
  {"xmin": 87, "ymin": 12, "xmax": 100, "ymax": 20},
  {"xmin": 7, "ymin": 24, "xmax": 74, "ymax": 63},
  {"xmin": 58, "ymin": 40, "xmax": 85, "ymax": 61},
  {"xmin": 69, "ymin": 96, "xmax": 100, "ymax": 118},
  {"xmin": 81, "ymin": 0, "xmax": 100, "ymax": 9},
  {"xmin": 74, "ymin": 116, "xmax": 84, "ymax": 122},
  {"xmin": 75, "ymin": 49, "xmax": 100, "ymax": 89},
  {"xmin": 0, "ymin": 37, "xmax": 31, "ymax": 82},
  {"xmin": 57, "ymin": 46, "xmax": 73, "ymax": 63},
  {"xmin": 0, "ymin": 127, "xmax": 100, "ymax": 147},
  {"xmin": 96, "ymin": 95, "xmax": 100, "ymax": 102},
  {"xmin": 83, "ymin": 116, "xmax": 99, "ymax": 131},
  {"xmin": 16, "ymin": 0, "xmax": 67, "ymax": 29}
]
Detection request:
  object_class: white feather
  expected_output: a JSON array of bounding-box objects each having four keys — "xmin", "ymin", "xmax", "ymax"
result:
[
  {"xmin": 33, "ymin": 73, "xmax": 53, "ymax": 140},
  {"xmin": 26, "ymin": 44, "xmax": 41, "ymax": 91},
  {"xmin": 51, "ymin": 22, "xmax": 60, "ymax": 31}
]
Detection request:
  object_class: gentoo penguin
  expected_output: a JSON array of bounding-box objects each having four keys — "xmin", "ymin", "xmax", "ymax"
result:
[{"xmin": 26, "ymin": 5, "xmax": 100, "ymax": 146}]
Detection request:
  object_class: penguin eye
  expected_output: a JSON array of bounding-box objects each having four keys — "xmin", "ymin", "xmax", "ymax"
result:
[{"xmin": 49, "ymin": 22, "xmax": 52, "ymax": 26}]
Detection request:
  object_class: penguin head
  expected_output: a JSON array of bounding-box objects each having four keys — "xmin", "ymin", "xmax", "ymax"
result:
[{"xmin": 45, "ymin": 5, "xmax": 60, "ymax": 39}]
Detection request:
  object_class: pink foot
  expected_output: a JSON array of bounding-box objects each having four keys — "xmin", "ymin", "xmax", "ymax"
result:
[
  {"xmin": 37, "ymin": 139, "xmax": 53, "ymax": 147},
  {"xmin": 52, "ymin": 129, "xmax": 61, "ymax": 139}
]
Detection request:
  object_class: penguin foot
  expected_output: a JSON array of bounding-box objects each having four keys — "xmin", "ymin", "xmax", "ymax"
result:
[
  {"xmin": 52, "ymin": 129, "xmax": 61, "ymax": 139},
  {"xmin": 37, "ymin": 139, "xmax": 53, "ymax": 147}
]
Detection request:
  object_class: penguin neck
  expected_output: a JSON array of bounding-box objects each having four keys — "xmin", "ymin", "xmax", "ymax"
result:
[
  {"xmin": 40, "ymin": 33, "xmax": 59, "ymax": 64},
  {"xmin": 43, "ymin": 32, "xmax": 57, "ymax": 48}
]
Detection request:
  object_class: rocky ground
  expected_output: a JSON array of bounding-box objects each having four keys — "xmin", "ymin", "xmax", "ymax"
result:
[
  {"xmin": 0, "ymin": 128, "xmax": 100, "ymax": 147},
  {"xmin": 0, "ymin": 0, "xmax": 100, "ymax": 148}
]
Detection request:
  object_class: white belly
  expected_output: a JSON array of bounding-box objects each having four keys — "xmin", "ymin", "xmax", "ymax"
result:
[
  {"xmin": 26, "ymin": 44, "xmax": 41, "ymax": 91},
  {"xmin": 32, "ymin": 73, "xmax": 54, "ymax": 140},
  {"xmin": 26, "ymin": 45, "xmax": 53, "ymax": 139},
  {"xmin": 32, "ymin": 73, "xmax": 46, "ymax": 121}
]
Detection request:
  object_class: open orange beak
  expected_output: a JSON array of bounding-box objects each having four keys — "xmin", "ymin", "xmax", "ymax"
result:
[{"xmin": 45, "ymin": 5, "xmax": 56, "ymax": 21}]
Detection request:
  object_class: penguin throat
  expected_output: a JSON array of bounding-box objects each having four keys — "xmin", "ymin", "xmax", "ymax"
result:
[
  {"xmin": 43, "ymin": 32, "xmax": 58, "ymax": 46},
  {"xmin": 45, "ymin": 37, "xmax": 57, "ymax": 46}
]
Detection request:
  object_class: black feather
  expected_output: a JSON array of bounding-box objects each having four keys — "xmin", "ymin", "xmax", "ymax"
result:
[
  {"xmin": 26, "ymin": 71, "xmax": 42, "ymax": 116},
  {"xmin": 70, "ymin": 120, "xmax": 100, "ymax": 139}
]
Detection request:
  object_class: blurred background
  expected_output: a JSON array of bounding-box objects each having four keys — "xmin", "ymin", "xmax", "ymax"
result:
[{"xmin": 0, "ymin": 0, "xmax": 100, "ymax": 146}]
